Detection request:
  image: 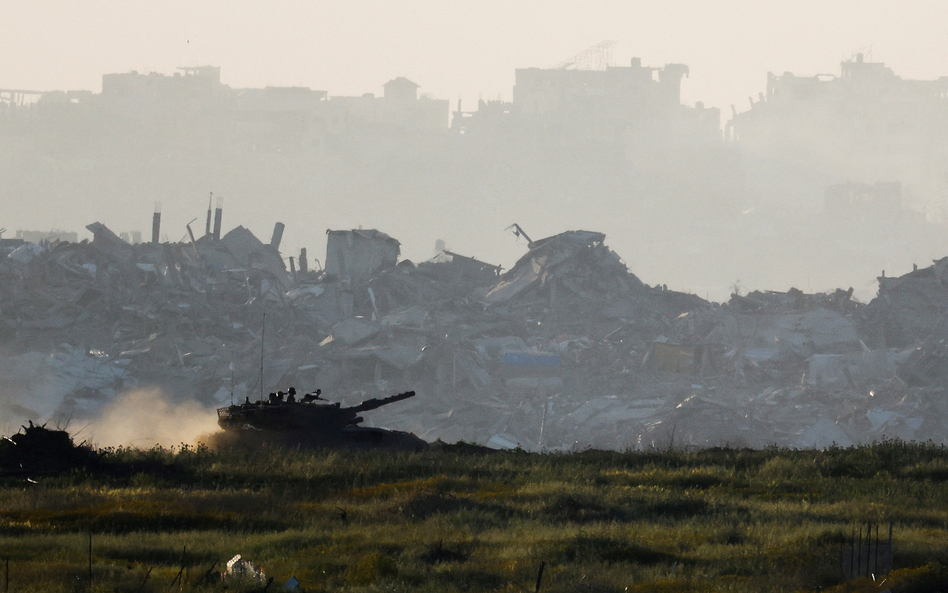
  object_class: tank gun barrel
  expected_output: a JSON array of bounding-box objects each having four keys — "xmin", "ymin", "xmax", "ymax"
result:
[{"xmin": 349, "ymin": 391, "xmax": 415, "ymax": 414}]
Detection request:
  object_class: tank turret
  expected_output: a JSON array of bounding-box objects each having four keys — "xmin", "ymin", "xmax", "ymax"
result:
[{"xmin": 216, "ymin": 390, "xmax": 416, "ymax": 433}]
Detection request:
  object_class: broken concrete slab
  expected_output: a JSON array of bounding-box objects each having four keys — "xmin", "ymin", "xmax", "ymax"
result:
[
  {"xmin": 86, "ymin": 221, "xmax": 136, "ymax": 263},
  {"xmin": 331, "ymin": 317, "xmax": 381, "ymax": 346},
  {"xmin": 325, "ymin": 229, "xmax": 400, "ymax": 285}
]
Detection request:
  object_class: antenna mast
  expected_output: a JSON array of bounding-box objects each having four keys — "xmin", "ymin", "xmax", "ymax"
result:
[{"xmin": 259, "ymin": 311, "xmax": 266, "ymax": 400}]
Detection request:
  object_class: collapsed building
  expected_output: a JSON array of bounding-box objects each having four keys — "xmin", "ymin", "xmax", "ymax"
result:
[{"xmin": 2, "ymin": 218, "xmax": 947, "ymax": 451}]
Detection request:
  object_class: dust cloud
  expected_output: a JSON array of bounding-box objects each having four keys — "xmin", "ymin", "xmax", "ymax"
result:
[{"xmin": 80, "ymin": 387, "xmax": 219, "ymax": 449}]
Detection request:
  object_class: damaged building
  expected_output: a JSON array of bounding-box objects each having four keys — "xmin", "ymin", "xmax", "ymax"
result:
[
  {"xmin": 728, "ymin": 54, "xmax": 948, "ymax": 220},
  {"xmin": 3, "ymin": 217, "xmax": 948, "ymax": 452},
  {"xmin": 3, "ymin": 53, "xmax": 947, "ymax": 307}
]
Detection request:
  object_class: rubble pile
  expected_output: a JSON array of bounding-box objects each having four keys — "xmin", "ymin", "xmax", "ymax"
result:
[{"xmin": 2, "ymin": 221, "xmax": 947, "ymax": 450}]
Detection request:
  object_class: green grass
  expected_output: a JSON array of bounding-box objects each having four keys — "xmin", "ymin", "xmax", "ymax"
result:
[{"xmin": 2, "ymin": 441, "xmax": 948, "ymax": 591}]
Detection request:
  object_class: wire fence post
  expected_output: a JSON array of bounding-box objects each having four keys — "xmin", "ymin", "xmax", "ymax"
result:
[
  {"xmin": 88, "ymin": 532, "xmax": 93, "ymax": 588},
  {"xmin": 874, "ymin": 523, "xmax": 880, "ymax": 577},
  {"xmin": 842, "ymin": 522, "xmax": 894, "ymax": 580}
]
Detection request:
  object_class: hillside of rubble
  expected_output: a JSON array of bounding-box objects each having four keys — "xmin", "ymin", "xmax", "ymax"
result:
[{"xmin": 2, "ymin": 221, "xmax": 947, "ymax": 450}]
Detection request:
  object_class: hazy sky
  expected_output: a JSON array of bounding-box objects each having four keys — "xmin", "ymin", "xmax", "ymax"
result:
[{"xmin": 2, "ymin": 1, "xmax": 947, "ymax": 115}]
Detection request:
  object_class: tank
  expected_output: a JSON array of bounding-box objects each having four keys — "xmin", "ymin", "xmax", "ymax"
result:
[{"xmin": 213, "ymin": 389, "xmax": 425, "ymax": 450}]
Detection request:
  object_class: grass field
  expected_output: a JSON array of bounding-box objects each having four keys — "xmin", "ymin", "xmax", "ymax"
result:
[{"xmin": 2, "ymin": 440, "xmax": 948, "ymax": 592}]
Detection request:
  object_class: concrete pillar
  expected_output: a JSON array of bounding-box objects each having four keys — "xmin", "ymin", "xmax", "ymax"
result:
[{"xmin": 270, "ymin": 222, "xmax": 285, "ymax": 249}]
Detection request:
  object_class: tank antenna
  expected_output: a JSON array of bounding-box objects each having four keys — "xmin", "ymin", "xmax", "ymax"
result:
[{"xmin": 259, "ymin": 310, "xmax": 266, "ymax": 401}]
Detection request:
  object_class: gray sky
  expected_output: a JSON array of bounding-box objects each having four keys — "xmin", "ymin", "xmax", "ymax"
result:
[{"xmin": 2, "ymin": 0, "xmax": 946, "ymax": 114}]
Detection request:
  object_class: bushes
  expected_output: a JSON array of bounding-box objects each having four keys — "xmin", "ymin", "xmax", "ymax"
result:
[{"xmin": 554, "ymin": 535, "xmax": 676, "ymax": 565}]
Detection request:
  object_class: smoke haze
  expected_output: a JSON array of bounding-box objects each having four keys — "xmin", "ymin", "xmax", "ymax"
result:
[
  {"xmin": 1, "ymin": 3, "xmax": 946, "ymax": 299},
  {"xmin": 80, "ymin": 387, "xmax": 220, "ymax": 449},
  {"xmin": 1, "ymin": 4, "xmax": 948, "ymax": 450},
  {"xmin": 2, "ymin": 1, "xmax": 947, "ymax": 111}
]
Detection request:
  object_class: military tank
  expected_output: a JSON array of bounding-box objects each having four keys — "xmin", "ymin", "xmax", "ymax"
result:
[{"xmin": 212, "ymin": 389, "xmax": 426, "ymax": 450}]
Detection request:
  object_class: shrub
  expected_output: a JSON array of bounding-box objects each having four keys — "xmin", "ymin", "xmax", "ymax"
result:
[{"xmin": 344, "ymin": 551, "xmax": 398, "ymax": 585}]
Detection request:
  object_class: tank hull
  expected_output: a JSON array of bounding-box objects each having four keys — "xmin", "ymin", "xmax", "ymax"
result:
[
  {"xmin": 212, "ymin": 390, "xmax": 423, "ymax": 450},
  {"xmin": 217, "ymin": 401, "xmax": 359, "ymax": 431},
  {"xmin": 206, "ymin": 426, "xmax": 427, "ymax": 451}
]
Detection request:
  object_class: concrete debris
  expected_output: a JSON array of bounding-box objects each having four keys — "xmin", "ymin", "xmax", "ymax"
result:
[
  {"xmin": 796, "ymin": 417, "xmax": 855, "ymax": 449},
  {"xmin": 331, "ymin": 317, "xmax": 381, "ymax": 346},
  {"xmin": 7, "ymin": 243, "xmax": 45, "ymax": 264},
  {"xmin": 217, "ymin": 225, "xmax": 289, "ymax": 285},
  {"xmin": 2, "ymin": 222, "xmax": 948, "ymax": 450},
  {"xmin": 326, "ymin": 229, "xmax": 400, "ymax": 285}
]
